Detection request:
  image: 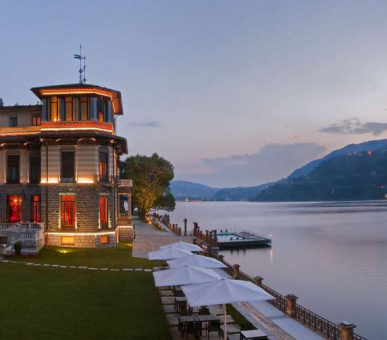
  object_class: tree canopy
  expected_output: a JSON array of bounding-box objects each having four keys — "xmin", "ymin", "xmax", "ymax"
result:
[
  {"xmin": 0, "ymin": 98, "xmax": 4, "ymax": 107},
  {"xmin": 121, "ymin": 153, "xmax": 175, "ymax": 219}
]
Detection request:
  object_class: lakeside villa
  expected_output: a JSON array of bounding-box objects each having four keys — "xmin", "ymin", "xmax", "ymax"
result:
[{"xmin": 0, "ymin": 83, "xmax": 133, "ymax": 255}]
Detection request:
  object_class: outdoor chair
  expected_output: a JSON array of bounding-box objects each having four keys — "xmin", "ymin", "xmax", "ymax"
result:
[
  {"xmin": 199, "ymin": 306, "xmax": 210, "ymax": 315},
  {"xmin": 181, "ymin": 322, "xmax": 201, "ymax": 339},
  {"xmin": 205, "ymin": 320, "xmax": 221, "ymax": 339}
]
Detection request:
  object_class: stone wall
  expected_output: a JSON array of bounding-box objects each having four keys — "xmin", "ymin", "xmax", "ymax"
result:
[
  {"xmin": 117, "ymin": 226, "xmax": 134, "ymax": 241},
  {"xmin": 41, "ymin": 184, "xmax": 116, "ymax": 232},
  {"xmin": 47, "ymin": 231, "xmax": 117, "ymax": 248}
]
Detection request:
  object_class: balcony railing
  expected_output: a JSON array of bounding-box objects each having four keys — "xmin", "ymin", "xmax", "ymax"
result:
[
  {"xmin": 119, "ymin": 179, "xmax": 133, "ymax": 187},
  {"xmin": 0, "ymin": 222, "xmax": 44, "ymax": 230}
]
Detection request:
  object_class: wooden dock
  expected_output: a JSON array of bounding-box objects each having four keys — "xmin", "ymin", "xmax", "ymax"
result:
[{"xmin": 216, "ymin": 231, "xmax": 271, "ymax": 249}]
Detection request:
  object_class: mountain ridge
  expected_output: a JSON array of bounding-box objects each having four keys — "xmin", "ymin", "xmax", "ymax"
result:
[{"xmin": 172, "ymin": 139, "xmax": 387, "ymax": 201}]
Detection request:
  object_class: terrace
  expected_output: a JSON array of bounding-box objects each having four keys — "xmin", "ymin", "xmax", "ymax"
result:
[{"xmin": 0, "ymin": 222, "xmax": 44, "ymax": 256}]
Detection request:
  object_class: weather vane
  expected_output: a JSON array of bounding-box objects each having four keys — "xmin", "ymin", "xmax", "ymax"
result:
[{"xmin": 73, "ymin": 44, "xmax": 87, "ymax": 84}]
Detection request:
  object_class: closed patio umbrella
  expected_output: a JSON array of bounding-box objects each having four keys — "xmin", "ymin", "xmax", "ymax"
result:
[
  {"xmin": 160, "ymin": 240, "xmax": 202, "ymax": 252},
  {"xmin": 181, "ymin": 278, "xmax": 274, "ymax": 340},
  {"xmin": 148, "ymin": 247, "xmax": 193, "ymax": 260},
  {"xmin": 167, "ymin": 254, "xmax": 227, "ymax": 269},
  {"xmin": 153, "ymin": 265, "xmax": 222, "ymax": 287}
]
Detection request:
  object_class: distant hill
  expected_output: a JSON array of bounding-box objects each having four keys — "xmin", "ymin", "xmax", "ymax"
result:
[
  {"xmin": 212, "ymin": 183, "xmax": 273, "ymax": 201},
  {"xmin": 289, "ymin": 139, "xmax": 387, "ymax": 178},
  {"xmin": 170, "ymin": 181, "xmax": 219, "ymax": 200},
  {"xmin": 174, "ymin": 140, "xmax": 387, "ymax": 202},
  {"xmin": 170, "ymin": 180, "xmax": 273, "ymax": 201},
  {"xmin": 254, "ymin": 147, "xmax": 387, "ymax": 202}
]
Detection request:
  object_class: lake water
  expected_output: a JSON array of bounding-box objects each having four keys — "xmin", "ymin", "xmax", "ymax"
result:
[{"xmin": 165, "ymin": 201, "xmax": 387, "ymax": 339}]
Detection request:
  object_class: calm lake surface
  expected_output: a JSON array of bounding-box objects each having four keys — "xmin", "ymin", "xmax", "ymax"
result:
[{"xmin": 166, "ymin": 201, "xmax": 387, "ymax": 339}]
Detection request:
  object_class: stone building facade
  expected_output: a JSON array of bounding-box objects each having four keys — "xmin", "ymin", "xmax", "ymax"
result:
[{"xmin": 0, "ymin": 83, "xmax": 132, "ymax": 249}]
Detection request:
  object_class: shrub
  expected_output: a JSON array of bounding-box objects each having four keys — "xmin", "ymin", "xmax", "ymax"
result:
[{"xmin": 14, "ymin": 242, "xmax": 22, "ymax": 256}]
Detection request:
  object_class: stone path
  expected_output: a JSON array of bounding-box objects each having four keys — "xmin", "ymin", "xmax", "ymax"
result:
[
  {"xmin": 134, "ymin": 218, "xmax": 324, "ymax": 339},
  {"xmin": 0, "ymin": 259, "xmax": 154, "ymax": 273},
  {"xmin": 158, "ymin": 286, "xmax": 240, "ymax": 339},
  {"xmin": 132, "ymin": 219, "xmax": 195, "ymax": 258},
  {"xmin": 234, "ymin": 302, "xmax": 323, "ymax": 340}
]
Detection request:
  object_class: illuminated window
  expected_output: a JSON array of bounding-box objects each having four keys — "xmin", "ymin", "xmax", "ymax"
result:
[
  {"xmin": 7, "ymin": 155, "xmax": 20, "ymax": 184},
  {"xmin": 61, "ymin": 151, "xmax": 75, "ymax": 183},
  {"xmin": 9, "ymin": 116, "xmax": 18, "ymax": 127},
  {"xmin": 97, "ymin": 98, "xmax": 108, "ymax": 122},
  {"xmin": 99, "ymin": 196, "xmax": 109, "ymax": 229},
  {"xmin": 50, "ymin": 96, "xmax": 59, "ymax": 121},
  {"xmin": 65, "ymin": 97, "xmax": 73, "ymax": 121},
  {"xmin": 100, "ymin": 235, "xmax": 109, "ymax": 244},
  {"xmin": 7, "ymin": 195, "xmax": 22, "ymax": 223},
  {"xmin": 31, "ymin": 195, "xmax": 41, "ymax": 223},
  {"xmin": 61, "ymin": 195, "xmax": 76, "ymax": 229},
  {"xmin": 59, "ymin": 98, "xmax": 66, "ymax": 121},
  {"xmin": 61, "ymin": 236, "xmax": 75, "ymax": 245},
  {"xmin": 80, "ymin": 97, "xmax": 89, "ymax": 120},
  {"xmin": 99, "ymin": 152, "xmax": 109, "ymax": 182},
  {"xmin": 29, "ymin": 156, "xmax": 40, "ymax": 184},
  {"xmin": 119, "ymin": 194, "xmax": 129, "ymax": 216},
  {"xmin": 31, "ymin": 115, "xmax": 41, "ymax": 126}
]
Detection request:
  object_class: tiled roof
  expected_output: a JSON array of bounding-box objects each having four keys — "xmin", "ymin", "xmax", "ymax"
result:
[{"xmin": 0, "ymin": 104, "xmax": 42, "ymax": 111}]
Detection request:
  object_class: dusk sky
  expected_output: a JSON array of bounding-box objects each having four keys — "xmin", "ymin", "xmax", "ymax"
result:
[{"xmin": 2, "ymin": 1, "xmax": 387, "ymax": 187}]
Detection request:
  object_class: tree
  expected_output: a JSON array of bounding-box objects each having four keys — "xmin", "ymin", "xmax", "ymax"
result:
[
  {"xmin": 0, "ymin": 98, "xmax": 3, "ymax": 107},
  {"xmin": 121, "ymin": 153, "xmax": 175, "ymax": 219}
]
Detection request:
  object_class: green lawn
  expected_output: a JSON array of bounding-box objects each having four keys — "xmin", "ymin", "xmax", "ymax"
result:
[
  {"xmin": 12, "ymin": 243, "xmax": 164, "ymax": 269},
  {"xmin": 0, "ymin": 244, "xmax": 170, "ymax": 339}
]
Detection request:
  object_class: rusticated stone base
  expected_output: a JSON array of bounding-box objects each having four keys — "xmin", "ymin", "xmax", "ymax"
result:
[
  {"xmin": 47, "ymin": 231, "xmax": 117, "ymax": 248},
  {"xmin": 117, "ymin": 226, "xmax": 134, "ymax": 241}
]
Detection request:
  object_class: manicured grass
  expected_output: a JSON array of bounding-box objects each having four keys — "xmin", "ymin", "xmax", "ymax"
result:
[
  {"xmin": 12, "ymin": 243, "xmax": 164, "ymax": 269},
  {"xmin": 0, "ymin": 263, "xmax": 170, "ymax": 339}
]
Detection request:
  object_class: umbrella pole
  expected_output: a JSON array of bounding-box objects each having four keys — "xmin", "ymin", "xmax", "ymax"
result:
[{"xmin": 223, "ymin": 303, "xmax": 227, "ymax": 340}]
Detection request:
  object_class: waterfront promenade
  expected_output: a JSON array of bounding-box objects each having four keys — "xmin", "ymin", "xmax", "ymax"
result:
[
  {"xmin": 132, "ymin": 218, "xmax": 195, "ymax": 258},
  {"xmin": 133, "ymin": 218, "xmax": 324, "ymax": 340}
]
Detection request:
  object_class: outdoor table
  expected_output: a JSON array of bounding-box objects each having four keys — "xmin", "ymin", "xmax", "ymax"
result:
[
  {"xmin": 240, "ymin": 329, "xmax": 268, "ymax": 340},
  {"xmin": 179, "ymin": 314, "xmax": 220, "ymax": 336},
  {"xmin": 178, "ymin": 315, "xmax": 201, "ymax": 337},
  {"xmin": 198, "ymin": 315, "xmax": 219, "ymax": 322}
]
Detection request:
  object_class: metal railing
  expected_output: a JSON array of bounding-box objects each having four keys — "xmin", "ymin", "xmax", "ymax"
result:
[{"xmin": 208, "ymin": 251, "xmax": 367, "ymax": 340}]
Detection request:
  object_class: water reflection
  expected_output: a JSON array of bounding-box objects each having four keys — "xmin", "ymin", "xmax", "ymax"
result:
[{"xmin": 164, "ymin": 201, "xmax": 387, "ymax": 339}]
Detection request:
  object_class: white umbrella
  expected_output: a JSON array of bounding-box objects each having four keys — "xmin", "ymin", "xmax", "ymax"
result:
[
  {"xmin": 160, "ymin": 240, "xmax": 202, "ymax": 252},
  {"xmin": 167, "ymin": 254, "xmax": 227, "ymax": 269},
  {"xmin": 148, "ymin": 247, "xmax": 193, "ymax": 260},
  {"xmin": 182, "ymin": 278, "xmax": 274, "ymax": 340},
  {"xmin": 153, "ymin": 265, "xmax": 222, "ymax": 287}
]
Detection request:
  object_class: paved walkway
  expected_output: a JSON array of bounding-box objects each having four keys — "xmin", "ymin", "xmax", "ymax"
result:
[
  {"xmin": 132, "ymin": 218, "xmax": 195, "ymax": 258},
  {"xmin": 0, "ymin": 259, "xmax": 153, "ymax": 272},
  {"xmin": 135, "ymin": 218, "xmax": 324, "ymax": 340}
]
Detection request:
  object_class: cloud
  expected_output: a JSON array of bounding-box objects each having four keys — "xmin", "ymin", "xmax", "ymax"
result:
[
  {"xmin": 131, "ymin": 121, "xmax": 162, "ymax": 128},
  {"xmin": 177, "ymin": 143, "xmax": 326, "ymax": 187},
  {"xmin": 320, "ymin": 118, "xmax": 387, "ymax": 136}
]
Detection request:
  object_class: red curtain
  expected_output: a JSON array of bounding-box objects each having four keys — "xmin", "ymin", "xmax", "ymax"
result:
[
  {"xmin": 61, "ymin": 195, "xmax": 76, "ymax": 228},
  {"xmin": 99, "ymin": 196, "xmax": 108, "ymax": 226},
  {"xmin": 7, "ymin": 196, "xmax": 22, "ymax": 223}
]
